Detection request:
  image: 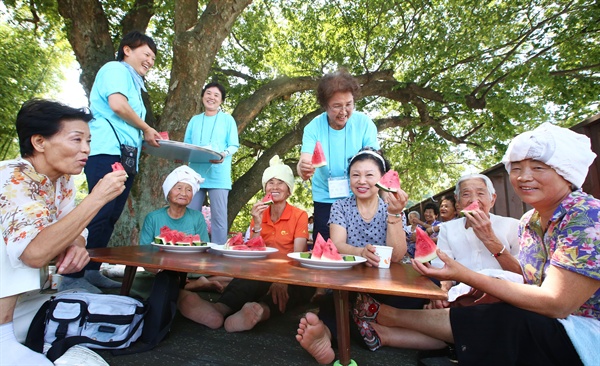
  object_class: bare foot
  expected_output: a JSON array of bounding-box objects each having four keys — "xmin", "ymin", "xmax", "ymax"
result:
[
  {"xmin": 184, "ymin": 276, "xmax": 224, "ymax": 292},
  {"xmin": 295, "ymin": 312, "xmax": 335, "ymax": 365},
  {"xmin": 224, "ymin": 302, "xmax": 266, "ymax": 332},
  {"xmin": 177, "ymin": 290, "xmax": 224, "ymax": 329}
]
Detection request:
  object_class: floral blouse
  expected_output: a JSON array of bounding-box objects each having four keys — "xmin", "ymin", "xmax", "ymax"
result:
[
  {"xmin": 518, "ymin": 190, "xmax": 600, "ymax": 320},
  {"xmin": 1, "ymin": 159, "xmax": 86, "ymax": 297}
]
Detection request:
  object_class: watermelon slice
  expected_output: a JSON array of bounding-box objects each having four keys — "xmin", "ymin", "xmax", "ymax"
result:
[
  {"xmin": 262, "ymin": 193, "xmax": 274, "ymax": 205},
  {"xmin": 225, "ymin": 232, "xmax": 244, "ymax": 249},
  {"xmin": 231, "ymin": 245, "xmax": 250, "ymax": 251},
  {"xmin": 155, "ymin": 227, "xmax": 200, "ymax": 245},
  {"xmin": 321, "ymin": 239, "xmax": 343, "ymax": 261},
  {"xmin": 375, "ymin": 170, "xmax": 400, "ymax": 193},
  {"xmin": 111, "ymin": 162, "xmax": 128, "ymax": 177},
  {"xmin": 460, "ymin": 201, "xmax": 480, "ymax": 217},
  {"xmin": 311, "ymin": 233, "xmax": 326, "ymax": 259},
  {"xmin": 414, "ymin": 227, "xmax": 438, "ymax": 263},
  {"xmin": 246, "ymin": 235, "xmax": 267, "ymax": 251},
  {"xmin": 312, "ymin": 141, "xmax": 327, "ymax": 168}
]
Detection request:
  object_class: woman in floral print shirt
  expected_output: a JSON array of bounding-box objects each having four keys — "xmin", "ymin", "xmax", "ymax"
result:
[
  {"xmin": 296, "ymin": 123, "xmax": 599, "ymax": 366},
  {"xmin": 0, "ymin": 99, "xmax": 128, "ymax": 365}
]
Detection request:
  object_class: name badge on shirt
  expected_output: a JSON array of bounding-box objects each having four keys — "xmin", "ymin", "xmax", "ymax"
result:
[{"xmin": 328, "ymin": 177, "xmax": 350, "ymax": 199}]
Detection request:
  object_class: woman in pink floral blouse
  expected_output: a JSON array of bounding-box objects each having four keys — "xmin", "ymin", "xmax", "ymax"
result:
[{"xmin": 297, "ymin": 123, "xmax": 599, "ymax": 365}]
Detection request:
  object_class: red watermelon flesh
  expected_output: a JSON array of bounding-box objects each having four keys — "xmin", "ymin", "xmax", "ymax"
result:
[
  {"xmin": 321, "ymin": 239, "xmax": 343, "ymax": 261},
  {"xmin": 312, "ymin": 141, "xmax": 327, "ymax": 168},
  {"xmin": 111, "ymin": 162, "xmax": 128, "ymax": 177},
  {"xmin": 262, "ymin": 193, "xmax": 274, "ymax": 205},
  {"xmin": 414, "ymin": 227, "xmax": 438, "ymax": 263},
  {"xmin": 311, "ymin": 233, "xmax": 326, "ymax": 259},
  {"xmin": 460, "ymin": 201, "xmax": 480, "ymax": 217},
  {"xmin": 375, "ymin": 170, "xmax": 400, "ymax": 193},
  {"xmin": 154, "ymin": 227, "xmax": 200, "ymax": 245},
  {"xmin": 225, "ymin": 232, "xmax": 244, "ymax": 248},
  {"xmin": 246, "ymin": 236, "xmax": 267, "ymax": 251},
  {"xmin": 231, "ymin": 245, "xmax": 250, "ymax": 251}
]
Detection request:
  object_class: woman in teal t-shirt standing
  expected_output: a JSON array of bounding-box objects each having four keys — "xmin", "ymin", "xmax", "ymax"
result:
[
  {"xmin": 184, "ymin": 82, "xmax": 239, "ymax": 244},
  {"xmin": 60, "ymin": 31, "xmax": 162, "ymax": 293}
]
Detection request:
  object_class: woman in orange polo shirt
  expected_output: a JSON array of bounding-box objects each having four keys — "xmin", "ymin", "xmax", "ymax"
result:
[
  {"xmin": 248, "ymin": 155, "xmax": 309, "ymax": 253},
  {"xmin": 178, "ymin": 155, "xmax": 312, "ymax": 332}
]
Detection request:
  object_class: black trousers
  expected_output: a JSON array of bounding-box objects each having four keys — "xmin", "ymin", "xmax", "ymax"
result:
[
  {"xmin": 450, "ymin": 303, "xmax": 582, "ymax": 366},
  {"xmin": 218, "ymin": 278, "xmax": 314, "ymax": 315}
]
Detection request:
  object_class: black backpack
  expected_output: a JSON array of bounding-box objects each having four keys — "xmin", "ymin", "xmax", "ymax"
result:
[{"xmin": 113, "ymin": 270, "xmax": 182, "ymax": 355}]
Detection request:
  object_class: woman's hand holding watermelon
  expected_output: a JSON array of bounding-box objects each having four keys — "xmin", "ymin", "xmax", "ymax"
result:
[
  {"xmin": 250, "ymin": 200, "xmax": 269, "ymax": 226},
  {"xmin": 382, "ymin": 189, "xmax": 408, "ymax": 214},
  {"xmin": 88, "ymin": 169, "xmax": 128, "ymax": 205},
  {"xmin": 297, "ymin": 154, "xmax": 316, "ymax": 180},
  {"xmin": 411, "ymin": 249, "xmax": 470, "ymax": 285},
  {"xmin": 462, "ymin": 208, "xmax": 503, "ymax": 252}
]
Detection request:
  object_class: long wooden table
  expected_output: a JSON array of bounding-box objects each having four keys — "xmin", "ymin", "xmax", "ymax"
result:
[{"xmin": 89, "ymin": 245, "xmax": 446, "ymax": 365}]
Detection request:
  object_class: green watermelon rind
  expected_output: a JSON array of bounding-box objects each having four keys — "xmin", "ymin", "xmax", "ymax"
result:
[
  {"xmin": 414, "ymin": 251, "xmax": 438, "ymax": 263},
  {"xmin": 375, "ymin": 182, "xmax": 398, "ymax": 193},
  {"xmin": 262, "ymin": 193, "xmax": 274, "ymax": 205},
  {"xmin": 459, "ymin": 201, "xmax": 480, "ymax": 217}
]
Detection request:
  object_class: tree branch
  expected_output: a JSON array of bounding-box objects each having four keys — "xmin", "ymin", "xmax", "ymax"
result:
[{"xmin": 120, "ymin": 0, "xmax": 155, "ymax": 35}]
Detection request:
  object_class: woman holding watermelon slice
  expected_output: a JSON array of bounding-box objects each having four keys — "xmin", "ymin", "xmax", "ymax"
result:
[
  {"xmin": 297, "ymin": 149, "xmax": 433, "ymax": 362},
  {"xmin": 178, "ymin": 155, "xmax": 313, "ymax": 332},
  {"xmin": 63, "ymin": 31, "xmax": 163, "ymax": 292},
  {"xmin": 301, "ymin": 123, "xmax": 600, "ymax": 365},
  {"xmin": 1, "ymin": 100, "xmax": 129, "ymax": 365},
  {"xmin": 297, "ymin": 69, "xmax": 379, "ymax": 244}
]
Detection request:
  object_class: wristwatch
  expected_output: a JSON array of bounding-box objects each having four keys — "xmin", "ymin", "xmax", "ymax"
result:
[{"xmin": 252, "ymin": 227, "xmax": 262, "ymax": 233}]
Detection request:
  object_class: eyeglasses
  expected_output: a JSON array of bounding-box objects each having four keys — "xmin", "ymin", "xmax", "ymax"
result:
[{"xmin": 327, "ymin": 102, "xmax": 354, "ymax": 113}]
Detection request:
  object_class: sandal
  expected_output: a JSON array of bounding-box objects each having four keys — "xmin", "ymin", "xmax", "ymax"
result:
[
  {"xmin": 353, "ymin": 293, "xmax": 381, "ymax": 322},
  {"xmin": 356, "ymin": 320, "xmax": 382, "ymax": 351}
]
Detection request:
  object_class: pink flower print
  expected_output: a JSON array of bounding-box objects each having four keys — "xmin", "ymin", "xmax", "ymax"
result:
[{"xmin": 584, "ymin": 224, "xmax": 600, "ymax": 241}]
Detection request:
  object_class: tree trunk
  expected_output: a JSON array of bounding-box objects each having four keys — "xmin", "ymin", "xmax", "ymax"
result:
[{"xmin": 121, "ymin": 0, "xmax": 253, "ymax": 246}]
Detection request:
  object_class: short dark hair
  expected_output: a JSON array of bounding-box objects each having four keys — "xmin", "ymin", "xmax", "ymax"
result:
[
  {"xmin": 348, "ymin": 147, "xmax": 389, "ymax": 175},
  {"xmin": 316, "ymin": 68, "xmax": 360, "ymax": 108},
  {"xmin": 16, "ymin": 99, "xmax": 93, "ymax": 157},
  {"xmin": 424, "ymin": 202, "xmax": 439, "ymax": 216},
  {"xmin": 116, "ymin": 31, "xmax": 157, "ymax": 61},
  {"xmin": 201, "ymin": 82, "xmax": 227, "ymax": 103},
  {"xmin": 441, "ymin": 194, "xmax": 456, "ymax": 208}
]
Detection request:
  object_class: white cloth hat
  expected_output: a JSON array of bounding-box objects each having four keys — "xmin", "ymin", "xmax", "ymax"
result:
[
  {"xmin": 262, "ymin": 155, "xmax": 295, "ymax": 194},
  {"xmin": 501, "ymin": 122, "xmax": 596, "ymax": 188},
  {"xmin": 162, "ymin": 165, "xmax": 205, "ymax": 201}
]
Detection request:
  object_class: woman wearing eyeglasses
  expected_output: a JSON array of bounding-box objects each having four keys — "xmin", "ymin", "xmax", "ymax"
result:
[{"xmin": 297, "ymin": 69, "xmax": 379, "ymax": 243}]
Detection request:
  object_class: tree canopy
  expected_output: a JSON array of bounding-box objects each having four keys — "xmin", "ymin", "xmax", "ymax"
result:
[{"xmin": 2, "ymin": 0, "xmax": 598, "ymax": 243}]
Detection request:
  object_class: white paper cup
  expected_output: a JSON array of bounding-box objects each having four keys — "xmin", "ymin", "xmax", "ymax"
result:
[
  {"xmin": 51, "ymin": 273, "xmax": 63, "ymax": 290},
  {"xmin": 373, "ymin": 245, "xmax": 393, "ymax": 268}
]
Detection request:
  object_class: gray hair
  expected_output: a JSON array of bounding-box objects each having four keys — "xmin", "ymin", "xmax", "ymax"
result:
[
  {"xmin": 408, "ymin": 211, "xmax": 420, "ymax": 219},
  {"xmin": 454, "ymin": 174, "xmax": 495, "ymax": 199}
]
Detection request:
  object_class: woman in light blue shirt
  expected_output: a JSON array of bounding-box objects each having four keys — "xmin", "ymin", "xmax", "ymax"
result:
[
  {"xmin": 61, "ymin": 31, "xmax": 162, "ymax": 293},
  {"xmin": 184, "ymin": 82, "xmax": 239, "ymax": 244},
  {"xmin": 297, "ymin": 69, "xmax": 379, "ymax": 243}
]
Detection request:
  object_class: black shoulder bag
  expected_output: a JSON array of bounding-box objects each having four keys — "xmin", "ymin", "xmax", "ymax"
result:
[{"xmin": 106, "ymin": 119, "xmax": 138, "ymax": 176}]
